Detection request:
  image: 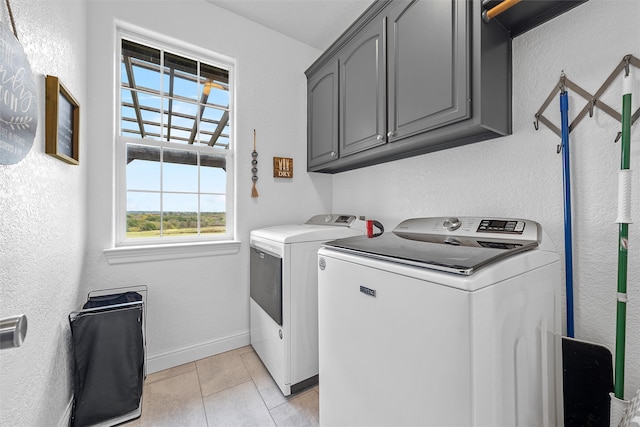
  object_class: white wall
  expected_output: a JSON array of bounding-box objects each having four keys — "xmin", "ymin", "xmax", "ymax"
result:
[
  {"xmin": 83, "ymin": 1, "xmax": 330, "ymax": 373},
  {"xmin": 0, "ymin": 1, "xmax": 87, "ymax": 426},
  {"xmin": 332, "ymin": 0, "xmax": 640, "ymax": 398}
]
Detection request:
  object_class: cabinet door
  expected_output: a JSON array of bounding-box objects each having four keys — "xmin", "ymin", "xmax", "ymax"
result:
[
  {"xmin": 307, "ymin": 60, "xmax": 339, "ymax": 168},
  {"xmin": 387, "ymin": 0, "xmax": 469, "ymax": 142},
  {"xmin": 339, "ymin": 17, "xmax": 386, "ymax": 157}
]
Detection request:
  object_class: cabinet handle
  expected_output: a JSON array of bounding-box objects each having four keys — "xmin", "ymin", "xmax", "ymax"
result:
[
  {"xmin": 387, "ymin": 131, "xmax": 395, "ymax": 138},
  {"xmin": 330, "ymin": 151, "xmax": 337, "ymax": 157},
  {"xmin": 376, "ymin": 135, "xmax": 383, "ymax": 141}
]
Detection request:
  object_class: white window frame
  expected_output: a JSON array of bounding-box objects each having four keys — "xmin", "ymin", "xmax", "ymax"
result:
[{"xmin": 109, "ymin": 25, "xmax": 237, "ymax": 260}]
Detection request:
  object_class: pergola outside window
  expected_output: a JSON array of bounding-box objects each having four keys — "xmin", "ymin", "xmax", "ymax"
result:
[{"xmin": 117, "ymin": 35, "xmax": 233, "ymax": 243}]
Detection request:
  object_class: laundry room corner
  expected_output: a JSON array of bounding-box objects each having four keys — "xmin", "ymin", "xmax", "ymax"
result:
[{"xmin": 331, "ymin": 0, "xmax": 640, "ymax": 400}]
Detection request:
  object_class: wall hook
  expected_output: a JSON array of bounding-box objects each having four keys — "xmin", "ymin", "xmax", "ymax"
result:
[
  {"xmin": 559, "ymin": 72, "xmax": 567, "ymax": 93},
  {"xmin": 614, "ymin": 131, "xmax": 622, "ymax": 143},
  {"xmin": 623, "ymin": 54, "xmax": 631, "ymax": 77},
  {"xmin": 534, "ymin": 114, "xmax": 540, "ymax": 130},
  {"xmin": 589, "ymin": 98, "xmax": 596, "ymax": 118}
]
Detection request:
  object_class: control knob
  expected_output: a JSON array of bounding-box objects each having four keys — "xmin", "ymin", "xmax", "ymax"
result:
[{"xmin": 443, "ymin": 217, "xmax": 462, "ymax": 231}]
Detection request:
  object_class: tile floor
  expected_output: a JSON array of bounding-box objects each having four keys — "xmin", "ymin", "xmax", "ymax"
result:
[{"xmin": 122, "ymin": 346, "xmax": 319, "ymax": 427}]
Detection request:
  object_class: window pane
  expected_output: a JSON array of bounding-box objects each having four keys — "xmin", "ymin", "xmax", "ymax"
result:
[
  {"xmin": 201, "ymin": 194, "xmax": 226, "ymax": 235},
  {"xmin": 206, "ymin": 86, "xmax": 229, "ymax": 107},
  {"xmin": 133, "ymin": 65, "xmax": 161, "ymax": 93},
  {"xmin": 122, "ymin": 40, "xmax": 160, "ymax": 93},
  {"xmin": 127, "ymin": 144, "xmax": 160, "ymax": 191},
  {"xmin": 163, "ymin": 194, "xmax": 198, "ymax": 236},
  {"xmin": 121, "ymin": 89, "xmax": 139, "ymax": 138},
  {"xmin": 121, "ymin": 63, "xmax": 129, "ymax": 87},
  {"xmin": 201, "ymin": 194, "xmax": 226, "ymax": 214},
  {"xmin": 200, "ymin": 164, "xmax": 226, "ymax": 194},
  {"xmin": 200, "ymin": 210, "xmax": 226, "ymax": 235},
  {"xmin": 201, "ymin": 63, "xmax": 229, "ymax": 107},
  {"xmin": 164, "ymin": 52, "xmax": 198, "ymax": 101},
  {"xmin": 202, "ymin": 106, "xmax": 224, "ymax": 121},
  {"xmin": 165, "ymin": 99, "xmax": 197, "ymax": 143},
  {"xmin": 127, "ymin": 191, "xmax": 160, "ymax": 212},
  {"xmin": 163, "ymin": 149, "xmax": 197, "ymax": 192},
  {"xmin": 127, "ymin": 192, "xmax": 161, "ymax": 238},
  {"xmin": 200, "ymin": 106, "xmax": 229, "ymax": 147},
  {"xmin": 122, "ymin": 121, "xmax": 140, "ymax": 137},
  {"xmin": 132, "ymin": 93, "xmax": 162, "ymax": 140}
]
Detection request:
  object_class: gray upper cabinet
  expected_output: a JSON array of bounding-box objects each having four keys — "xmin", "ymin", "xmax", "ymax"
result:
[
  {"xmin": 305, "ymin": 0, "xmax": 511, "ymax": 173},
  {"xmin": 307, "ymin": 59, "xmax": 339, "ymax": 168},
  {"xmin": 339, "ymin": 17, "xmax": 386, "ymax": 157},
  {"xmin": 387, "ymin": 0, "xmax": 469, "ymax": 141}
]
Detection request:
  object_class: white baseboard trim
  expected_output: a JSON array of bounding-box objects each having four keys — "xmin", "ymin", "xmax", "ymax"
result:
[
  {"xmin": 146, "ymin": 330, "xmax": 250, "ymax": 374},
  {"xmin": 58, "ymin": 397, "xmax": 73, "ymax": 427}
]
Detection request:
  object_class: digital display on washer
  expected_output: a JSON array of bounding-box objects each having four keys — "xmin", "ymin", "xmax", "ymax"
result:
[{"xmin": 477, "ymin": 219, "xmax": 525, "ymax": 234}]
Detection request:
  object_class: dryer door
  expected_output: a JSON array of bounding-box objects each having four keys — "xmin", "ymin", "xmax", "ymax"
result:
[{"xmin": 250, "ymin": 246, "xmax": 283, "ymax": 325}]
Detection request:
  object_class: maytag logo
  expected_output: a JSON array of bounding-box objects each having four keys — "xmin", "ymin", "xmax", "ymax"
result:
[{"xmin": 360, "ymin": 286, "xmax": 376, "ymax": 297}]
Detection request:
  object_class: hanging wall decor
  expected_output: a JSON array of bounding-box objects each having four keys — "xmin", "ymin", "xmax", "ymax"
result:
[
  {"xmin": 0, "ymin": 15, "xmax": 38, "ymax": 165},
  {"xmin": 251, "ymin": 129, "xmax": 259, "ymax": 197},
  {"xmin": 45, "ymin": 75, "xmax": 80, "ymax": 165}
]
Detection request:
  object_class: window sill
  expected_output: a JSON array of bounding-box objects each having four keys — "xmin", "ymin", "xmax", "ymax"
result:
[{"xmin": 103, "ymin": 240, "xmax": 242, "ymax": 265}]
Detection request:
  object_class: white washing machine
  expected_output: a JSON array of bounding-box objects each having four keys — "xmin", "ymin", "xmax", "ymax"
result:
[
  {"xmin": 250, "ymin": 214, "xmax": 363, "ymax": 396},
  {"xmin": 317, "ymin": 217, "xmax": 564, "ymax": 427}
]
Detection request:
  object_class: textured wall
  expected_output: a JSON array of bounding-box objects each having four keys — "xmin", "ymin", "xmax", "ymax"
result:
[
  {"xmin": 0, "ymin": 1, "xmax": 87, "ymax": 426},
  {"xmin": 83, "ymin": 1, "xmax": 329, "ymax": 373},
  {"xmin": 332, "ymin": 0, "xmax": 640, "ymax": 399}
]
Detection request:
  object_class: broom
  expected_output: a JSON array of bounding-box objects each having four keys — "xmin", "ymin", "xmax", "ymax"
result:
[{"xmin": 610, "ymin": 59, "xmax": 633, "ymax": 427}]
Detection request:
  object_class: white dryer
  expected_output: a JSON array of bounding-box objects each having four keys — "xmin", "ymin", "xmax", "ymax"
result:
[
  {"xmin": 317, "ymin": 217, "xmax": 564, "ymax": 426},
  {"xmin": 250, "ymin": 214, "xmax": 363, "ymax": 396}
]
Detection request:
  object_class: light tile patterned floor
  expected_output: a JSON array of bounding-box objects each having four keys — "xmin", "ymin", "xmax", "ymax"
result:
[{"xmin": 122, "ymin": 346, "xmax": 319, "ymax": 427}]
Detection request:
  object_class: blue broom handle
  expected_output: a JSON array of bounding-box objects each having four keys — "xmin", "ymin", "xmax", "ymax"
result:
[{"xmin": 560, "ymin": 90, "xmax": 575, "ymax": 338}]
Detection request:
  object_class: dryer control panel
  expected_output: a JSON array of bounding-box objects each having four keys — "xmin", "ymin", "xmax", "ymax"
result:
[{"xmin": 306, "ymin": 214, "xmax": 356, "ymax": 227}]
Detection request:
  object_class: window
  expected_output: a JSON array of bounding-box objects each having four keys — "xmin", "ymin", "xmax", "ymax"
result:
[{"xmin": 116, "ymin": 30, "xmax": 234, "ymax": 246}]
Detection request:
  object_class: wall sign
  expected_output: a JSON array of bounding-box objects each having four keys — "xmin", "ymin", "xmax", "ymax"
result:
[
  {"xmin": 273, "ymin": 157, "xmax": 293, "ymax": 178},
  {"xmin": 45, "ymin": 75, "xmax": 80, "ymax": 165},
  {"xmin": 0, "ymin": 21, "xmax": 38, "ymax": 165}
]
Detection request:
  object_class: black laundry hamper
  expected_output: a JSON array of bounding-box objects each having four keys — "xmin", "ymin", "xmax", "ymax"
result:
[{"xmin": 68, "ymin": 287, "xmax": 146, "ymax": 427}]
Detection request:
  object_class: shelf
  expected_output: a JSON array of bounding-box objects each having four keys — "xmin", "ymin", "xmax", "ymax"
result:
[{"xmin": 483, "ymin": 0, "xmax": 589, "ymax": 38}]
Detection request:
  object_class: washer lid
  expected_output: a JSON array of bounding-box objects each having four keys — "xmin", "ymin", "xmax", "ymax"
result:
[
  {"xmin": 323, "ymin": 217, "xmax": 541, "ymax": 275},
  {"xmin": 251, "ymin": 216, "xmax": 361, "ymax": 244}
]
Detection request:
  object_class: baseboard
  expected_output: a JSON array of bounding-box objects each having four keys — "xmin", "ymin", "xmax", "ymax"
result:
[
  {"xmin": 58, "ymin": 396, "xmax": 73, "ymax": 427},
  {"xmin": 146, "ymin": 330, "xmax": 250, "ymax": 374}
]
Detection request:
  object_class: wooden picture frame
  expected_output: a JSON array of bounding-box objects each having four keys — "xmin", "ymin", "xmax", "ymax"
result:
[{"xmin": 45, "ymin": 75, "xmax": 80, "ymax": 165}]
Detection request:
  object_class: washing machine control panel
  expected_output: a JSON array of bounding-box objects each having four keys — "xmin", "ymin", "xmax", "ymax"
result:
[
  {"xmin": 395, "ymin": 217, "xmax": 540, "ymax": 243},
  {"xmin": 477, "ymin": 219, "xmax": 526, "ymax": 234}
]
